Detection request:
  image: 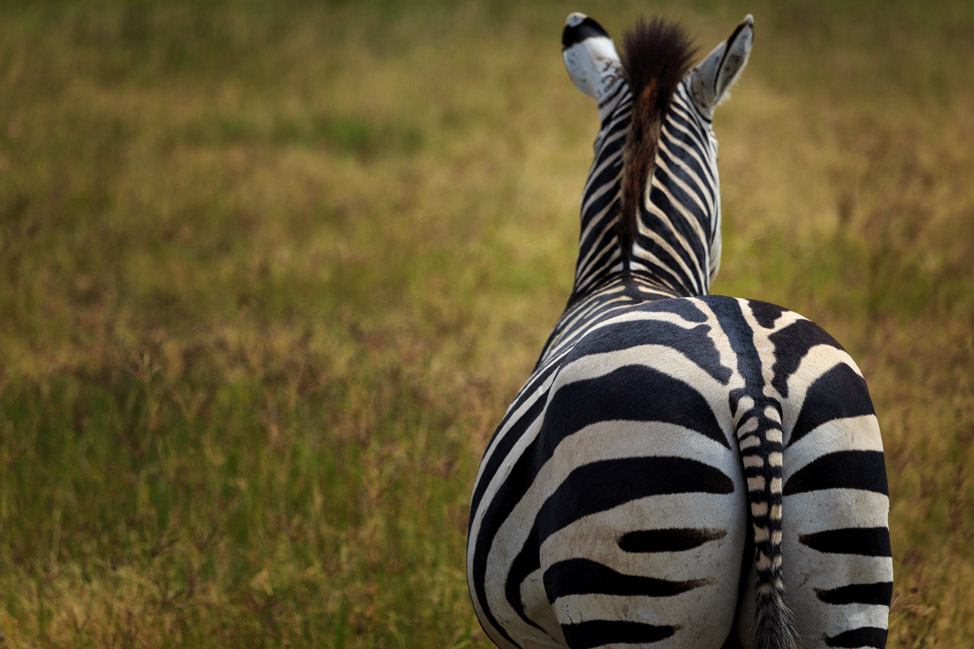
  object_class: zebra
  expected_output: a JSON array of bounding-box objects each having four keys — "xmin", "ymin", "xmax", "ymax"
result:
[{"xmin": 466, "ymin": 12, "xmax": 892, "ymax": 649}]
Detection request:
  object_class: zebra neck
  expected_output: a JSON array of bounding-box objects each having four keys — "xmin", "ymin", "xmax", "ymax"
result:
[
  {"xmin": 570, "ymin": 89, "xmax": 632, "ymax": 298},
  {"xmin": 571, "ymin": 83, "xmax": 718, "ymax": 301},
  {"xmin": 627, "ymin": 199, "xmax": 715, "ymax": 297},
  {"xmin": 628, "ymin": 85, "xmax": 719, "ymax": 297}
]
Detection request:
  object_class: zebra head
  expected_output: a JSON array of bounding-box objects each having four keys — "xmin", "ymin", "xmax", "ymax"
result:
[{"xmin": 562, "ymin": 14, "xmax": 753, "ymax": 297}]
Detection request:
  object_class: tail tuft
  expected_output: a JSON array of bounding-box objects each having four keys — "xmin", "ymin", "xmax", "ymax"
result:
[{"xmin": 755, "ymin": 590, "xmax": 800, "ymax": 649}]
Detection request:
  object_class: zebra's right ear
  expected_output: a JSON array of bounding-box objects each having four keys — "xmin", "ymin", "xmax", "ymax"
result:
[
  {"xmin": 562, "ymin": 13, "xmax": 622, "ymax": 120},
  {"xmin": 688, "ymin": 14, "xmax": 754, "ymax": 120}
]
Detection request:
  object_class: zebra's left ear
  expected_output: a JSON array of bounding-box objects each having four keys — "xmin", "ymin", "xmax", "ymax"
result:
[
  {"xmin": 562, "ymin": 13, "xmax": 623, "ymax": 123},
  {"xmin": 689, "ymin": 14, "xmax": 754, "ymax": 120}
]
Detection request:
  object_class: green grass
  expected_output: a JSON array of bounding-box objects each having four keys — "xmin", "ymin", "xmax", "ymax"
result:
[{"xmin": 1, "ymin": 0, "xmax": 972, "ymax": 647}]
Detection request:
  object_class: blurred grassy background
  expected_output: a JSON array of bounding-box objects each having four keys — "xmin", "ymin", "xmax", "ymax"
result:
[{"xmin": 0, "ymin": 0, "xmax": 971, "ymax": 647}]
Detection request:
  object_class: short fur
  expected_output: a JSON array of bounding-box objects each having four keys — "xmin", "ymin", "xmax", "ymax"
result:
[{"xmin": 620, "ymin": 18, "xmax": 697, "ymax": 268}]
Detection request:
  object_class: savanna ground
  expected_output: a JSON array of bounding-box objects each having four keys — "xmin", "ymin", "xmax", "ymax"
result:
[{"xmin": 0, "ymin": 0, "xmax": 972, "ymax": 647}]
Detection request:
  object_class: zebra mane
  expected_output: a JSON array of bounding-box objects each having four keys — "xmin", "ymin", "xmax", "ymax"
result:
[{"xmin": 620, "ymin": 17, "xmax": 697, "ymax": 260}]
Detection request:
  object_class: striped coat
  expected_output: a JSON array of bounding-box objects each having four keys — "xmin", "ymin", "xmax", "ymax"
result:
[{"xmin": 467, "ymin": 13, "xmax": 892, "ymax": 649}]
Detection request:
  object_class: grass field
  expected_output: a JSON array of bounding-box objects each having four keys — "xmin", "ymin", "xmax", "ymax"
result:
[{"xmin": 1, "ymin": 1, "xmax": 972, "ymax": 647}]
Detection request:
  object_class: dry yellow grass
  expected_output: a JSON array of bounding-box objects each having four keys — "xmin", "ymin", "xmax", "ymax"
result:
[{"xmin": 0, "ymin": 1, "xmax": 971, "ymax": 647}]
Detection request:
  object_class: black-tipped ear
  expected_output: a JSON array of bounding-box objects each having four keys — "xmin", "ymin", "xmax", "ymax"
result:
[
  {"xmin": 562, "ymin": 14, "xmax": 609, "ymax": 49},
  {"xmin": 562, "ymin": 13, "xmax": 624, "ymax": 121},
  {"xmin": 688, "ymin": 14, "xmax": 754, "ymax": 119}
]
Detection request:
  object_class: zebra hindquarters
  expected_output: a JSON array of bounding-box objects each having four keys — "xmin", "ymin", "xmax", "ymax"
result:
[
  {"xmin": 779, "ymin": 412, "xmax": 892, "ymax": 649},
  {"xmin": 733, "ymin": 348, "xmax": 892, "ymax": 649},
  {"xmin": 534, "ymin": 414, "xmax": 748, "ymax": 649}
]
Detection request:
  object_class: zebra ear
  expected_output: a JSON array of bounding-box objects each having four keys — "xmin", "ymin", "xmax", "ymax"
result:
[
  {"xmin": 562, "ymin": 13, "xmax": 622, "ymax": 118},
  {"xmin": 689, "ymin": 14, "xmax": 754, "ymax": 120}
]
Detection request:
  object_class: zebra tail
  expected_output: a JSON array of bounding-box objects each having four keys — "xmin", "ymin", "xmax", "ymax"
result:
[{"xmin": 735, "ymin": 396, "xmax": 800, "ymax": 649}]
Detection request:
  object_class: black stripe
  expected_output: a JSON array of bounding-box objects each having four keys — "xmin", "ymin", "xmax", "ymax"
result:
[
  {"xmin": 646, "ymin": 185, "xmax": 707, "ymax": 291},
  {"xmin": 573, "ymin": 98, "xmax": 628, "ymax": 294},
  {"xmin": 564, "ymin": 319, "xmax": 732, "ymax": 387},
  {"xmin": 645, "ymin": 297, "xmax": 709, "ymax": 322},
  {"xmin": 653, "ymin": 155, "xmax": 714, "ymax": 222},
  {"xmin": 663, "ymin": 100, "xmax": 713, "ymax": 151},
  {"xmin": 597, "ymin": 104, "xmax": 632, "ymax": 143},
  {"xmin": 562, "ymin": 16, "xmax": 610, "ymax": 49},
  {"xmin": 662, "ymin": 106, "xmax": 714, "ymax": 172},
  {"xmin": 538, "ymin": 457, "xmax": 733, "ymax": 541},
  {"xmin": 492, "ymin": 359, "xmax": 560, "ymax": 445},
  {"xmin": 633, "ymin": 231, "xmax": 696, "ymax": 296},
  {"xmin": 816, "ymin": 582, "xmax": 893, "ymax": 606},
  {"xmin": 563, "ymin": 287, "xmax": 640, "ymax": 332},
  {"xmin": 596, "ymin": 81, "xmax": 627, "ymax": 117},
  {"xmin": 579, "ymin": 186, "xmax": 619, "ymax": 239},
  {"xmin": 619, "ymin": 527, "xmax": 726, "ymax": 553},
  {"xmin": 748, "ymin": 300, "xmax": 787, "ymax": 329},
  {"xmin": 784, "ymin": 450, "xmax": 888, "ymax": 496},
  {"xmin": 562, "ymin": 620, "xmax": 676, "ymax": 649},
  {"xmin": 540, "ymin": 363, "xmax": 729, "ymax": 449},
  {"xmin": 659, "ymin": 112, "xmax": 717, "ymax": 192},
  {"xmin": 799, "ymin": 527, "xmax": 892, "ymax": 557},
  {"xmin": 504, "ymin": 456, "xmax": 733, "ymax": 628},
  {"xmin": 651, "ymin": 163, "xmax": 710, "ymax": 235},
  {"xmin": 579, "ymin": 189, "xmax": 619, "ymax": 233},
  {"xmin": 544, "ymin": 558, "xmax": 706, "ymax": 599},
  {"xmin": 572, "ymin": 238, "xmax": 620, "ymax": 299},
  {"xmin": 584, "ymin": 155, "xmax": 623, "ymax": 206},
  {"xmin": 705, "ymin": 297, "xmax": 763, "ymax": 390},
  {"xmin": 468, "ymin": 395, "xmax": 546, "ymax": 531},
  {"xmin": 577, "ymin": 228, "xmax": 621, "ymax": 282},
  {"xmin": 789, "ymin": 363, "xmax": 875, "ymax": 446},
  {"xmin": 825, "ymin": 627, "xmax": 888, "ymax": 648},
  {"xmin": 656, "ymin": 138, "xmax": 715, "ymax": 202},
  {"xmin": 469, "ymin": 431, "xmax": 542, "ymax": 644},
  {"xmin": 767, "ymin": 318, "xmax": 843, "ymax": 399},
  {"xmin": 704, "ymin": 297, "xmax": 789, "ymax": 594}
]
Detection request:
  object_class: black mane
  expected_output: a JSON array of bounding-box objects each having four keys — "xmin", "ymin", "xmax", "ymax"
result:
[{"xmin": 619, "ymin": 17, "xmax": 697, "ymax": 264}]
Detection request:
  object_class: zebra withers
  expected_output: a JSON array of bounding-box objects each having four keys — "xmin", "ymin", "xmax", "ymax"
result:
[{"xmin": 466, "ymin": 12, "xmax": 892, "ymax": 649}]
